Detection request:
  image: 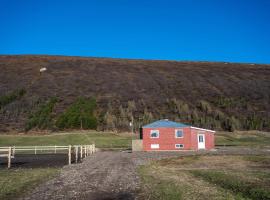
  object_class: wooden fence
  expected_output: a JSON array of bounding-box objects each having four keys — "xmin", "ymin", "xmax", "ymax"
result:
[{"xmin": 0, "ymin": 144, "xmax": 95, "ymax": 168}]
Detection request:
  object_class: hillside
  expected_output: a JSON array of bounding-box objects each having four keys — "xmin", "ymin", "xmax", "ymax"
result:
[{"xmin": 0, "ymin": 55, "xmax": 269, "ymax": 132}]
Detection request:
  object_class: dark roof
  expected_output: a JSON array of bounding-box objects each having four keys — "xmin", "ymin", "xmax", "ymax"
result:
[{"xmin": 142, "ymin": 119, "xmax": 190, "ymax": 128}]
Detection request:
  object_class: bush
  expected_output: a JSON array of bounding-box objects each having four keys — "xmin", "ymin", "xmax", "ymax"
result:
[
  {"xmin": 56, "ymin": 97, "xmax": 97, "ymax": 129},
  {"xmin": 25, "ymin": 97, "xmax": 57, "ymax": 131}
]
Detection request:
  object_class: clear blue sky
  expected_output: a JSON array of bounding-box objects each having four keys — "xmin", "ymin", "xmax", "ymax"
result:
[{"xmin": 1, "ymin": 0, "xmax": 270, "ymax": 64}]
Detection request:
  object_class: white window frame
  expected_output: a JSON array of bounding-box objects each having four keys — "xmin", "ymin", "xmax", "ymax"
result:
[
  {"xmin": 175, "ymin": 144, "xmax": 184, "ymax": 149},
  {"xmin": 151, "ymin": 144, "xmax": 160, "ymax": 149},
  {"xmin": 150, "ymin": 130, "xmax": 159, "ymax": 138},
  {"xmin": 175, "ymin": 129, "xmax": 184, "ymax": 138}
]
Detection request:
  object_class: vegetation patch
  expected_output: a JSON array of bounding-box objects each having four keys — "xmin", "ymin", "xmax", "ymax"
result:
[
  {"xmin": 215, "ymin": 131, "xmax": 270, "ymax": 147},
  {"xmin": 138, "ymin": 166, "xmax": 183, "ymax": 200},
  {"xmin": 56, "ymin": 97, "xmax": 97, "ymax": 129},
  {"xmin": 0, "ymin": 168, "xmax": 59, "ymax": 200},
  {"xmin": 190, "ymin": 170, "xmax": 270, "ymax": 200},
  {"xmin": 139, "ymin": 155, "xmax": 270, "ymax": 200},
  {"xmin": 25, "ymin": 97, "xmax": 57, "ymax": 131}
]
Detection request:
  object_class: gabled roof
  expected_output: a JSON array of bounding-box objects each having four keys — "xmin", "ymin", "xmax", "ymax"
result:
[{"xmin": 142, "ymin": 119, "xmax": 190, "ymax": 128}]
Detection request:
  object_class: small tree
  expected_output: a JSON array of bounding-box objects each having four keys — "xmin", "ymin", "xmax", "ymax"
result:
[{"xmin": 56, "ymin": 97, "xmax": 97, "ymax": 129}]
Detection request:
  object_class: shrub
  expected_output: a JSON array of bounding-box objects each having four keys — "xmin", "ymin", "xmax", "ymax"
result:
[
  {"xmin": 56, "ymin": 97, "xmax": 97, "ymax": 129},
  {"xmin": 25, "ymin": 97, "xmax": 57, "ymax": 131}
]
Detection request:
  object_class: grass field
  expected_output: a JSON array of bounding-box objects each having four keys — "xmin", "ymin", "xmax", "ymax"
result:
[
  {"xmin": 0, "ymin": 131, "xmax": 134, "ymax": 148},
  {"xmin": 139, "ymin": 154, "xmax": 270, "ymax": 200},
  {"xmin": 215, "ymin": 131, "xmax": 270, "ymax": 147},
  {"xmin": 0, "ymin": 168, "xmax": 59, "ymax": 200}
]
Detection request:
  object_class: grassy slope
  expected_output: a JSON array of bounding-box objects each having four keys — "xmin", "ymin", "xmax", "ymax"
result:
[
  {"xmin": 0, "ymin": 55, "xmax": 269, "ymax": 132},
  {"xmin": 0, "ymin": 131, "xmax": 133, "ymax": 148},
  {"xmin": 0, "ymin": 168, "xmax": 59, "ymax": 200}
]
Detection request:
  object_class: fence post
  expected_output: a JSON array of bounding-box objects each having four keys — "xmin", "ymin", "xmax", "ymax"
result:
[
  {"xmin": 93, "ymin": 143, "xmax": 95, "ymax": 153},
  {"xmin": 84, "ymin": 145, "xmax": 86, "ymax": 157},
  {"xmin": 68, "ymin": 145, "xmax": 71, "ymax": 165},
  {"xmin": 75, "ymin": 146, "xmax": 78, "ymax": 163},
  {"xmin": 80, "ymin": 145, "xmax": 83, "ymax": 160},
  {"xmin": 35, "ymin": 146, "xmax": 37, "ymax": 155},
  {"xmin": 55, "ymin": 145, "xmax": 56, "ymax": 154},
  {"xmin": 8, "ymin": 147, "xmax": 11, "ymax": 169},
  {"xmin": 12, "ymin": 146, "xmax": 15, "ymax": 156}
]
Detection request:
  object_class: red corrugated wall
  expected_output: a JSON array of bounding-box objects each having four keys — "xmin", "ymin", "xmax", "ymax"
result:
[{"xmin": 143, "ymin": 127, "xmax": 215, "ymax": 151}]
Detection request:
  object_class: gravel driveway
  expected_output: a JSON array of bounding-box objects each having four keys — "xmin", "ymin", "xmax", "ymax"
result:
[{"xmin": 21, "ymin": 148, "xmax": 270, "ymax": 200}]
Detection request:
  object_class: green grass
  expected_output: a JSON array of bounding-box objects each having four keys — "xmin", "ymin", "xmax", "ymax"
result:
[
  {"xmin": 0, "ymin": 168, "xmax": 59, "ymax": 200},
  {"xmin": 215, "ymin": 131, "xmax": 270, "ymax": 147},
  {"xmin": 190, "ymin": 170, "xmax": 270, "ymax": 200},
  {"xmin": 138, "ymin": 165, "xmax": 183, "ymax": 200},
  {"xmin": 0, "ymin": 132, "xmax": 132, "ymax": 148},
  {"xmin": 139, "ymin": 155, "xmax": 270, "ymax": 200}
]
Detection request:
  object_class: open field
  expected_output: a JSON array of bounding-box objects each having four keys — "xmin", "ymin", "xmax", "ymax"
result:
[
  {"xmin": 139, "ymin": 154, "xmax": 270, "ymax": 200},
  {"xmin": 0, "ymin": 131, "xmax": 133, "ymax": 148}
]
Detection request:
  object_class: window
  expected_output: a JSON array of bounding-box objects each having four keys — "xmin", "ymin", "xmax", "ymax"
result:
[
  {"xmin": 199, "ymin": 135, "xmax": 204, "ymax": 142},
  {"xmin": 175, "ymin": 144, "xmax": 184, "ymax": 148},
  {"xmin": 150, "ymin": 130, "xmax": 159, "ymax": 138},
  {"xmin": 175, "ymin": 129, "xmax": 184, "ymax": 138},
  {"xmin": 151, "ymin": 144, "xmax": 159, "ymax": 149}
]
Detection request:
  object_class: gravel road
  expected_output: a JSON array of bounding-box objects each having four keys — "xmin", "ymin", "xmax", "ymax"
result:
[{"xmin": 21, "ymin": 148, "xmax": 270, "ymax": 200}]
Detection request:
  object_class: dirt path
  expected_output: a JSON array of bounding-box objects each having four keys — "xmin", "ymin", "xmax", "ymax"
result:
[{"xmin": 21, "ymin": 152, "xmax": 140, "ymax": 200}]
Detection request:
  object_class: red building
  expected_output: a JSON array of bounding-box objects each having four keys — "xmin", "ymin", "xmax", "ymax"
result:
[{"xmin": 142, "ymin": 119, "xmax": 215, "ymax": 151}]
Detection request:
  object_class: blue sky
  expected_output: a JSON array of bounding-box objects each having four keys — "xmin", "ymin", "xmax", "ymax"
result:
[{"xmin": 1, "ymin": 0, "xmax": 270, "ymax": 64}]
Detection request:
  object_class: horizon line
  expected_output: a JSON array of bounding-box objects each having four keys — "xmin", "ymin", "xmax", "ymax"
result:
[{"xmin": 0, "ymin": 53, "xmax": 269, "ymax": 65}]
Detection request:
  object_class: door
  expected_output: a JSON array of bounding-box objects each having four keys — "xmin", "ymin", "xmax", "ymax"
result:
[{"xmin": 198, "ymin": 134, "xmax": 205, "ymax": 149}]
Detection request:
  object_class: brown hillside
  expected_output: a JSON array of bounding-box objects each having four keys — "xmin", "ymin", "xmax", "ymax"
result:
[{"xmin": 0, "ymin": 55, "xmax": 269, "ymax": 132}]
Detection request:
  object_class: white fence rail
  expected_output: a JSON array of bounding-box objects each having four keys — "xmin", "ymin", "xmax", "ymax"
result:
[{"xmin": 0, "ymin": 144, "xmax": 95, "ymax": 168}]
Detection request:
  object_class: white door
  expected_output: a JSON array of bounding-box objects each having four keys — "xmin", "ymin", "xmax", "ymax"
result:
[{"xmin": 198, "ymin": 134, "xmax": 205, "ymax": 149}]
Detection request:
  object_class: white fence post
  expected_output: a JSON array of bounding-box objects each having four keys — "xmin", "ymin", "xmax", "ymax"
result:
[
  {"xmin": 80, "ymin": 145, "xmax": 83, "ymax": 160},
  {"xmin": 8, "ymin": 147, "xmax": 11, "ymax": 169},
  {"xmin": 68, "ymin": 145, "xmax": 71, "ymax": 165},
  {"xmin": 75, "ymin": 146, "xmax": 78, "ymax": 163}
]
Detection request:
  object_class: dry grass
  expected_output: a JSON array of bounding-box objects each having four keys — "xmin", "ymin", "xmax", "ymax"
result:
[{"xmin": 139, "ymin": 154, "xmax": 270, "ymax": 200}]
